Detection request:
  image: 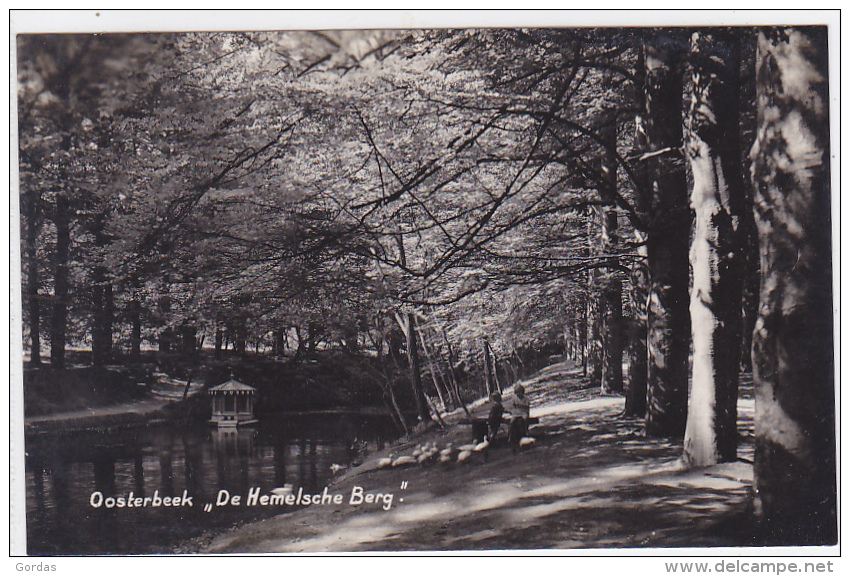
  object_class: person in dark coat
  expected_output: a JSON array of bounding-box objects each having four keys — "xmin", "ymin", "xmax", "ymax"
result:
[{"xmin": 487, "ymin": 391, "xmax": 504, "ymax": 441}]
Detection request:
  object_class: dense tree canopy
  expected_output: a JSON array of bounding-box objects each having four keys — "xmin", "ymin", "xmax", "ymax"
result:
[
  {"xmin": 17, "ymin": 24, "xmax": 835, "ymax": 544},
  {"xmin": 19, "ymin": 29, "xmax": 643, "ymax": 367}
]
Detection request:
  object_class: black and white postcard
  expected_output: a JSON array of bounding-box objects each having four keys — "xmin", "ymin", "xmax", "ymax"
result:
[{"xmin": 9, "ymin": 10, "xmax": 840, "ymax": 566}]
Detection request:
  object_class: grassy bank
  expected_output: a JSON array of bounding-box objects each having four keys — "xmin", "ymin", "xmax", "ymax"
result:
[{"xmin": 22, "ymin": 349, "xmax": 426, "ymax": 420}]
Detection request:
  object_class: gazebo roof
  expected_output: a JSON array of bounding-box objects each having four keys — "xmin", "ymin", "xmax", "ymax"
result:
[{"xmin": 209, "ymin": 378, "xmax": 256, "ymax": 394}]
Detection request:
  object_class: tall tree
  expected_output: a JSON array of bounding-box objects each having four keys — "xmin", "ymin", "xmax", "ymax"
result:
[
  {"xmin": 598, "ymin": 113, "xmax": 623, "ymax": 394},
  {"xmin": 404, "ymin": 312, "xmax": 432, "ymax": 423},
  {"xmin": 22, "ymin": 190, "xmax": 43, "ymax": 365},
  {"xmin": 586, "ymin": 221, "xmax": 604, "ymax": 388},
  {"xmin": 128, "ymin": 283, "xmax": 142, "ymax": 360},
  {"xmin": 738, "ymin": 33, "xmax": 761, "ymax": 374},
  {"xmin": 682, "ymin": 31, "xmax": 746, "ymax": 466},
  {"xmin": 643, "ymin": 31, "xmax": 691, "ymax": 438},
  {"xmin": 18, "ymin": 34, "xmax": 181, "ymax": 367},
  {"xmin": 483, "ymin": 336, "xmax": 496, "ymax": 395},
  {"xmin": 49, "ymin": 192, "xmax": 71, "ymax": 369},
  {"xmin": 91, "ymin": 212, "xmax": 114, "ymax": 365},
  {"xmin": 750, "ymin": 26, "xmax": 835, "ymax": 544},
  {"xmin": 625, "ymin": 48, "xmax": 649, "ymax": 417}
]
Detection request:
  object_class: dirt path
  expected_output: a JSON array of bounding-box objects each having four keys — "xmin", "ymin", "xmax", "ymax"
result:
[
  {"xmin": 25, "ymin": 397, "xmax": 172, "ymax": 425},
  {"xmin": 196, "ymin": 363, "xmax": 757, "ymax": 552}
]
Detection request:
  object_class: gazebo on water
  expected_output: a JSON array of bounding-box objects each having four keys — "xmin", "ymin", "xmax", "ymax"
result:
[{"xmin": 208, "ymin": 376, "xmax": 258, "ymax": 427}]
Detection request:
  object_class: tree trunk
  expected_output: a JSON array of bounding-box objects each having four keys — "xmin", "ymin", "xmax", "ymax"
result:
[
  {"xmin": 306, "ymin": 322, "xmax": 321, "ymax": 357},
  {"xmin": 750, "ymin": 26, "xmax": 835, "ymax": 545},
  {"xmin": 566, "ymin": 323, "xmax": 578, "ymax": 363},
  {"xmin": 434, "ymin": 351, "xmax": 456, "ymax": 410},
  {"xmin": 292, "ymin": 325, "xmax": 306, "ymax": 363},
  {"xmin": 626, "ymin": 50, "xmax": 649, "ymax": 417},
  {"xmin": 386, "ymin": 328, "xmax": 404, "ymax": 365},
  {"xmin": 482, "ymin": 336, "xmax": 495, "ymax": 395},
  {"xmin": 159, "ymin": 327, "xmax": 172, "ymax": 353},
  {"xmin": 50, "ymin": 193, "xmax": 70, "ymax": 370},
  {"xmin": 405, "ymin": 313, "xmax": 432, "ymax": 422},
  {"xmin": 598, "ymin": 212, "xmax": 623, "ymax": 396},
  {"xmin": 492, "ymin": 355, "xmax": 503, "ymax": 393},
  {"xmin": 214, "ymin": 327, "xmax": 223, "ymax": 360},
  {"xmin": 586, "ymin": 271, "xmax": 603, "ymax": 387},
  {"xmin": 683, "ymin": 32, "xmax": 746, "ymax": 467},
  {"xmin": 374, "ymin": 335, "xmax": 410, "ymax": 435},
  {"xmin": 179, "ymin": 323, "xmax": 195, "ymax": 355},
  {"xmin": 739, "ymin": 207, "xmax": 760, "ymax": 372},
  {"xmin": 92, "ymin": 279, "xmax": 104, "ymax": 363},
  {"xmin": 273, "ymin": 328, "xmax": 285, "ymax": 358},
  {"xmin": 158, "ymin": 278, "xmax": 172, "ymax": 355},
  {"xmin": 643, "ymin": 32, "xmax": 690, "ymax": 438},
  {"xmin": 235, "ymin": 325, "xmax": 247, "ymax": 357},
  {"xmin": 92, "ymin": 267, "xmax": 113, "ymax": 365},
  {"xmin": 28, "ymin": 271, "xmax": 42, "ymax": 366},
  {"xmin": 439, "ymin": 328, "xmax": 471, "ymax": 416},
  {"xmin": 103, "ymin": 283, "xmax": 113, "ymax": 358},
  {"xmin": 418, "ymin": 329, "xmax": 451, "ymax": 411},
  {"xmin": 597, "ymin": 112, "xmax": 624, "ymax": 394},
  {"xmin": 578, "ymin": 301, "xmax": 588, "ymax": 376},
  {"xmin": 738, "ymin": 29, "xmax": 760, "ymax": 375},
  {"xmin": 626, "ymin": 256, "xmax": 649, "ymax": 416},
  {"xmin": 601, "ymin": 277, "xmax": 623, "ymax": 394},
  {"xmin": 24, "ymin": 193, "xmax": 42, "ymax": 366},
  {"xmin": 343, "ymin": 327, "xmax": 359, "ymax": 354},
  {"xmin": 129, "ymin": 293, "xmax": 141, "ymax": 360}
]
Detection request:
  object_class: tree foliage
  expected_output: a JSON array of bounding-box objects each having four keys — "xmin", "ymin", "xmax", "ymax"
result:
[{"xmin": 17, "ymin": 27, "xmax": 836, "ymax": 540}]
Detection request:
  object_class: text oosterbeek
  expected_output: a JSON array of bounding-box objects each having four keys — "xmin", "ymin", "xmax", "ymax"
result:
[
  {"xmin": 89, "ymin": 486, "xmax": 395, "ymax": 511},
  {"xmin": 90, "ymin": 490, "xmax": 193, "ymax": 509}
]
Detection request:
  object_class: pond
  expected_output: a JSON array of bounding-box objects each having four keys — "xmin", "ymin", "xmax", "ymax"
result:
[{"xmin": 24, "ymin": 413, "xmax": 400, "ymax": 555}]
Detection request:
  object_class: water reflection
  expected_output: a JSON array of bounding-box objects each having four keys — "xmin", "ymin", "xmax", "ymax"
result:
[{"xmin": 25, "ymin": 413, "xmax": 398, "ymax": 555}]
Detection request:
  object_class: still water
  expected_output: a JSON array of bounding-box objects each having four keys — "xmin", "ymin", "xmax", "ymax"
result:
[{"xmin": 25, "ymin": 413, "xmax": 399, "ymax": 555}]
